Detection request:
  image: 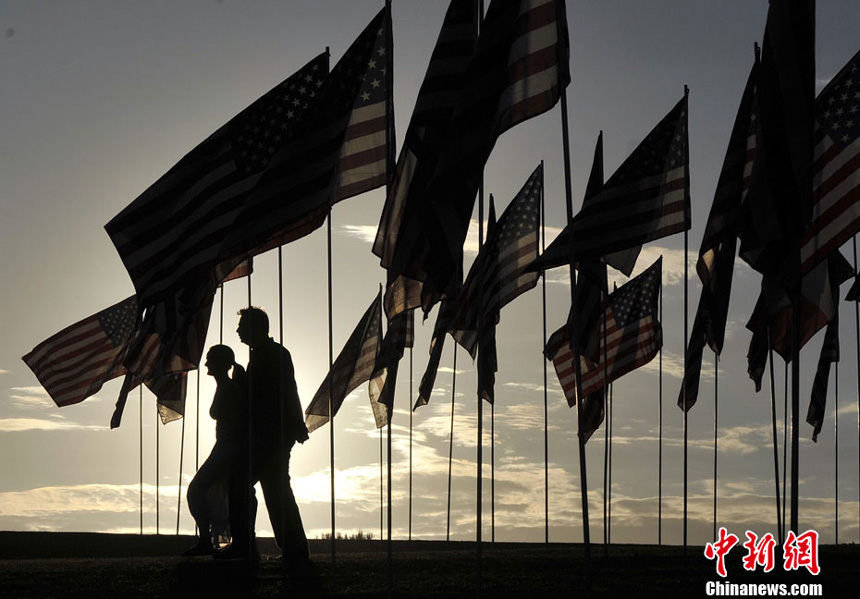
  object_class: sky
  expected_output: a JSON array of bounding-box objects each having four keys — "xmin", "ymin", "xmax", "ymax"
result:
[{"xmin": 2, "ymin": 0, "xmax": 860, "ymax": 549}]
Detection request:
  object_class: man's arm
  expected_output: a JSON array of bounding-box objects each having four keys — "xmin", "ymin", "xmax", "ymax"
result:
[{"xmin": 281, "ymin": 347, "xmax": 309, "ymax": 443}]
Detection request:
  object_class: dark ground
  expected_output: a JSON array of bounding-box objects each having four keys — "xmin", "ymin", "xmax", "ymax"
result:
[{"xmin": 0, "ymin": 532, "xmax": 852, "ymax": 598}]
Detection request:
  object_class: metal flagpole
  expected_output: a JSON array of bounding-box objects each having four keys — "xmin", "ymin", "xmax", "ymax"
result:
[
  {"xmin": 476, "ymin": 175, "xmax": 485, "ymax": 592},
  {"xmin": 682, "ymin": 85, "xmax": 690, "ymax": 555},
  {"xmin": 782, "ymin": 363, "xmax": 788, "ymax": 540},
  {"xmin": 602, "ymin": 263, "xmax": 610, "ymax": 552},
  {"xmin": 246, "ymin": 258, "xmax": 254, "ymax": 558},
  {"xmin": 658, "ymin": 274, "xmax": 663, "ymax": 545},
  {"xmin": 713, "ymin": 354, "xmax": 718, "ymax": 540},
  {"xmin": 854, "ymin": 236, "xmax": 860, "ymax": 541},
  {"xmin": 541, "ymin": 160, "xmax": 549, "ymax": 545},
  {"xmin": 319, "ymin": 44, "xmax": 336, "ymax": 575},
  {"xmin": 491, "ymin": 401, "xmax": 494, "ymax": 544},
  {"xmin": 559, "ymin": 52, "xmax": 592, "ymax": 585},
  {"xmin": 790, "ymin": 286, "xmax": 801, "ymax": 533},
  {"xmin": 447, "ymin": 345, "xmax": 457, "ymax": 542},
  {"xmin": 156, "ymin": 397, "xmax": 160, "ymax": 535},
  {"xmin": 140, "ymin": 386, "xmax": 144, "ymax": 535},
  {"xmin": 409, "ymin": 347, "xmax": 414, "ymax": 541},
  {"xmin": 384, "ymin": 9, "xmax": 395, "ymax": 590},
  {"xmin": 476, "ymin": 7, "xmax": 485, "ymax": 590},
  {"xmin": 608, "ymin": 382, "xmax": 613, "ymax": 546},
  {"xmin": 835, "ymin": 361, "xmax": 839, "ymax": 544},
  {"xmin": 387, "ymin": 373, "xmax": 393, "ymax": 595},
  {"xmin": 278, "ymin": 246, "xmax": 290, "ymax": 570},
  {"xmin": 603, "ymin": 328, "xmax": 609, "ymax": 551},
  {"xmin": 380, "ymin": 428, "xmax": 384, "ymax": 540},
  {"xmin": 768, "ymin": 336, "xmax": 783, "ymax": 546},
  {"xmin": 177, "ymin": 412, "xmax": 186, "ymax": 534},
  {"xmin": 327, "ymin": 203, "xmax": 337, "ymax": 568}
]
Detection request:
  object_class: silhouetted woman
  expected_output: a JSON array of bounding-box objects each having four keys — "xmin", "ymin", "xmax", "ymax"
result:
[{"xmin": 183, "ymin": 344, "xmax": 248, "ymax": 556}]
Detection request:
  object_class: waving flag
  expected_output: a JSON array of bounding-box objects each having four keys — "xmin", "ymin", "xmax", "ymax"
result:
[
  {"xmin": 548, "ymin": 258, "xmax": 662, "ymax": 404},
  {"xmin": 23, "ymin": 297, "xmax": 137, "ymax": 408},
  {"xmin": 801, "ymin": 49, "xmax": 860, "ymax": 273},
  {"xmin": 381, "ymin": 0, "xmax": 570, "ymax": 316},
  {"xmin": 305, "ymin": 290, "xmax": 382, "ymax": 433},
  {"xmin": 105, "ymin": 54, "xmax": 329, "ymax": 309}
]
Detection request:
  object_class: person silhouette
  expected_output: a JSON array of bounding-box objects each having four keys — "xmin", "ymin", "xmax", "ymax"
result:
[
  {"xmin": 184, "ymin": 344, "xmax": 250, "ymax": 556},
  {"xmin": 216, "ymin": 306, "xmax": 309, "ymax": 562}
]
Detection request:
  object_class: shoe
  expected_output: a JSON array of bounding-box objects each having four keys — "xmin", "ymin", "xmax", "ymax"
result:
[
  {"xmin": 182, "ymin": 540, "xmax": 215, "ymax": 557},
  {"xmin": 213, "ymin": 543, "xmax": 260, "ymax": 562}
]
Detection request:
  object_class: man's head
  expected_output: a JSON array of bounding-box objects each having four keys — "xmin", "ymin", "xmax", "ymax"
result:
[{"xmin": 237, "ymin": 306, "xmax": 269, "ymax": 348}]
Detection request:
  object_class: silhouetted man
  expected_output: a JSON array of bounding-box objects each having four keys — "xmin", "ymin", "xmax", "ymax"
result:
[{"xmin": 218, "ymin": 306, "xmax": 309, "ymax": 562}]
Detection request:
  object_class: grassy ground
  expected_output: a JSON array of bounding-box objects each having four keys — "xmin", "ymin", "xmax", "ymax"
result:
[{"xmin": 0, "ymin": 532, "xmax": 852, "ymax": 597}]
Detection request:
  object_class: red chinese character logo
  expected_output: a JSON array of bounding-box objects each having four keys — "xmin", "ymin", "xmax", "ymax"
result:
[
  {"xmin": 783, "ymin": 530, "xmax": 820, "ymax": 575},
  {"xmin": 742, "ymin": 531, "xmax": 776, "ymax": 573},
  {"xmin": 704, "ymin": 527, "xmax": 739, "ymax": 578}
]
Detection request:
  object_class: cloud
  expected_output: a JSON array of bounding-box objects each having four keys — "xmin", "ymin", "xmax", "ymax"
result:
[
  {"xmin": 338, "ymin": 224, "xmax": 377, "ymax": 244},
  {"xmin": 0, "ymin": 418, "xmax": 103, "ymax": 432},
  {"xmin": 639, "ymin": 350, "xmax": 687, "ymax": 381},
  {"xmin": 0, "ymin": 484, "xmax": 143, "ymax": 519},
  {"xmin": 8, "ymin": 386, "xmax": 55, "ymax": 409},
  {"xmin": 541, "ymin": 245, "xmax": 695, "ymax": 289}
]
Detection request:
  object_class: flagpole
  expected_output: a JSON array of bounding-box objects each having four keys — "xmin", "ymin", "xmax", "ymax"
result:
[
  {"xmin": 559, "ymin": 55, "xmax": 592, "ymax": 585},
  {"xmin": 278, "ymin": 246, "xmax": 291, "ymax": 570},
  {"xmin": 854, "ymin": 236, "xmax": 860, "ymax": 541},
  {"xmin": 156, "ymin": 398, "xmax": 160, "ymax": 536},
  {"xmin": 246, "ymin": 259, "xmax": 254, "ymax": 558},
  {"xmin": 447, "ymin": 345, "xmax": 457, "ymax": 542},
  {"xmin": 713, "ymin": 354, "xmax": 718, "ymax": 540},
  {"xmin": 834, "ymin": 361, "xmax": 839, "ymax": 544},
  {"xmin": 177, "ymin": 411, "xmax": 186, "ymax": 535},
  {"xmin": 380, "ymin": 427, "xmax": 384, "ymax": 541},
  {"xmin": 602, "ymin": 259, "xmax": 610, "ymax": 552},
  {"xmin": 491, "ymin": 400, "xmax": 494, "ymax": 544},
  {"xmin": 327, "ymin": 203, "xmax": 337, "ymax": 569},
  {"xmin": 790, "ymin": 284, "xmax": 801, "ymax": 534},
  {"xmin": 782, "ymin": 362, "xmax": 788, "ymax": 541},
  {"xmin": 768, "ymin": 335, "xmax": 783, "ymax": 546},
  {"xmin": 409, "ymin": 346, "xmax": 413, "ymax": 541},
  {"xmin": 384, "ymin": 9, "xmax": 395, "ymax": 590},
  {"xmin": 541, "ymin": 159, "xmax": 549, "ymax": 545},
  {"xmin": 140, "ymin": 386, "xmax": 144, "ymax": 535},
  {"xmin": 682, "ymin": 85, "xmax": 690, "ymax": 555},
  {"xmin": 608, "ymin": 382, "xmax": 613, "ymax": 546},
  {"xmin": 658, "ymin": 274, "xmax": 663, "ymax": 545},
  {"xmin": 476, "ymin": 173, "xmax": 485, "ymax": 593}
]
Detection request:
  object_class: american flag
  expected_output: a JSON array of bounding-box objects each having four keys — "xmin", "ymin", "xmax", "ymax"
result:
[
  {"xmin": 450, "ymin": 165, "xmax": 542, "ymax": 357},
  {"xmin": 546, "ymin": 257, "xmax": 662, "ymax": 403},
  {"xmin": 223, "ymin": 6, "xmax": 393, "ymax": 264},
  {"xmin": 374, "ymin": 0, "xmax": 479, "ymax": 318},
  {"xmin": 383, "ymin": 0, "xmax": 569, "ymax": 316},
  {"xmin": 679, "ymin": 57, "xmax": 757, "ymax": 412},
  {"xmin": 23, "ymin": 297, "xmax": 138, "ymax": 408},
  {"xmin": 801, "ymin": 50, "xmax": 860, "ymax": 274},
  {"xmin": 414, "ymin": 299, "xmax": 457, "ymax": 409},
  {"xmin": 745, "ymin": 252, "xmax": 853, "ymax": 365},
  {"xmin": 105, "ymin": 53, "xmax": 328, "ymax": 309},
  {"xmin": 562, "ymin": 96, "xmax": 690, "ymax": 276},
  {"xmin": 368, "ymin": 308, "xmax": 415, "ymax": 427},
  {"xmin": 305, "ymin": 290, "xmax": 382, "ymax": 433},
  {"xmin": 109, "ymin": 287, "xmax": 216, "ymax": 428},
  {"xmin": 807, "ymin": 316, "xmax": 839, "ymax": 443},
  {"xmin": 698, "ymin": 57, "xmax": 757, "ymax": 290},
  {"xmin": 738, "ymin": 0, "xmax": 815, "ymax": 281}
]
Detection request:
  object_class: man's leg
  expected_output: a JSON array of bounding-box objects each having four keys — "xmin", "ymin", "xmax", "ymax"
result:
[{"xmin": 259, "ymin": 444, "xmax": 309, "ymax": 560}]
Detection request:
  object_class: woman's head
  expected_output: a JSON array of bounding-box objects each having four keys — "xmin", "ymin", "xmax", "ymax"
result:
[{"xmin": 205, "ymin": 345, "xmax": 235, "ymax": 376}]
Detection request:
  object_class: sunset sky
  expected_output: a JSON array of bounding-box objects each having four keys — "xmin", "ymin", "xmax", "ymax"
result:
[{"xmin": 2, "ymin": 0, "xmax": 860, "ymax": 548}]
